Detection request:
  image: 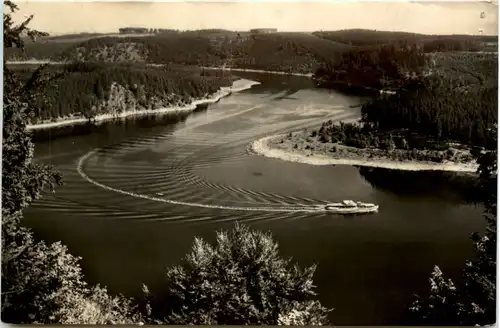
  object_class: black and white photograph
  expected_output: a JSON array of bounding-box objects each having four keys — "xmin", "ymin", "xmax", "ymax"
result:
[{"xmin": 2, "ymin": 0, "xmax": 498, "ymax": 325}]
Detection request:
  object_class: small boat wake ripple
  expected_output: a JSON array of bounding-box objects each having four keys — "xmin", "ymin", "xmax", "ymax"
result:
[{"xmin": 77, "ymin": 149, "xmax": 325, "ymax": 213}]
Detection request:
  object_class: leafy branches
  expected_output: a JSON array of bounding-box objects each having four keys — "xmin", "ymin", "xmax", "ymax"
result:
[
  {"xmin": 2, "ymin": 2, "xmax": 142, "ymax": 324},
  {"xmin": 3, "ymin": 1, "xmax": 48, "ymax": 49},
  {"xmin": 144, "ymin": 223, "xmax": 331, "ymax": 325}
]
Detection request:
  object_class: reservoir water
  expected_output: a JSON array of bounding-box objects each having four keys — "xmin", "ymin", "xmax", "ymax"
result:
[{"xmin": 25, "ymin": 72, "xmax": 485, "ymax": 325}]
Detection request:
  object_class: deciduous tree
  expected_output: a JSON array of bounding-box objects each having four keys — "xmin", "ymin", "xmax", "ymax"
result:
[{"xmin": 144, "ymin": 223, "xmax": 331, "ymax": 325}]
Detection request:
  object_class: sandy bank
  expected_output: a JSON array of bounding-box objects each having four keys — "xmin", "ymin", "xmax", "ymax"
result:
[
  {"xmin": 27, "ymin": 78, "xmax": 260, "ymax": 131},
  {"xmin": 201, "ymin": 66, "xmax": 313, "ymax": 78},
  {"xmin": 7, "ymin": 60, "xmax": 59, "ymax": 65},
  {"xmin": 250, "ymin": 134, "xmax": 479, "ymax": 173}
]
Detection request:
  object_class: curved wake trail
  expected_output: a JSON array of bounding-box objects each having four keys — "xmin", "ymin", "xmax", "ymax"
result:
[{"xmin": 77, "ymin": 149, "xmax": 325, "ymax": 213}]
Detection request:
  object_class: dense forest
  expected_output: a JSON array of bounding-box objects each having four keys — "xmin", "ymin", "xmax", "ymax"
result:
[
  {"xmin": 314, "ymin": 29, "xmax": 497, "ymax": 50},
  {"xmin": 7, "ymin": 29, "xmax": 495, "ymax": 74},
  {"xmin": 55, "ymin": 32, "xmax": 350, "ymax": 73},
  {"xmin": 311, "ymin": 41, "xmax": 497, "ymax": 158},
  {"xmin": 314, "ymin": 40, "xmax": 498, "ymax": 91},
  {"xmin": 5, "ymin": 32, "xmax": 351, "ymax": 73},
  {"xmin": 11, "ymin": 63, "xmax": 234, "ymax": 123},
  {"xmin": 360, "ymin": 76, "xmax": 497, "ymax": 149},
  {"xmin": 312, "ymin": 68, "xmax": 496, "ymax": 157},
  {"xmin": 314, "ymin": 44, "xmax": 428, "ymax": 90}
]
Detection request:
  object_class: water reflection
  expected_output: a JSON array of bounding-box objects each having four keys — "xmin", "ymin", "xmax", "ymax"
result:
[
  {"xmin": 31, "ymin": 111, "xmax": 194, "ymax": 142},
  {"xmin": 358, "ymin": 166, "xmax": 482, "ymax": 203}
]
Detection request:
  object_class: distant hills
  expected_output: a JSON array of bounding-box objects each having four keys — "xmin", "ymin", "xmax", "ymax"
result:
[
  {"xmin": 314, "ymin": 29, "xmax": 497, "ymax": 46},
  {"xmin": 5, "ymin": 29, "xmax": 497, "ymax": 74}
]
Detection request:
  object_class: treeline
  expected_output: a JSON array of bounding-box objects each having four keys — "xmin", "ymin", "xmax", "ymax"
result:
[
  {"xmin": 428, "ymin": 52, "xmax": 498, "ymax": 87},
  {"xmin": 314, "ymin": 44, "xmax": 427, "ymax": 90},
  {"xmin": 314, "ymin": 29, "xmax": 497, "ymax": 51},
  {"xmin": 314, "ymin": 45, "xmax": 497, "ymax": 150},
  {"xmin": 6, "ymin": 32, "xmax": 351, "ymax": 73},
  {"xmin": 56, "ymin": 32, "xmax": 350, "ymax": 73},
  {"xmin": 360, "ymin": 74, "xmax": 497, "ymax": 149},
  {"xmin": 17, "ymin": 62, "xmax": 233, "ymax": 122},
  {"xmin": 5, "ymin": 41, "xmax": 70, "ymax": 61},
  {"xmin": 118, "ymin": 27, "xmax": 177, "ymax": 34},
  {"xmin": 313, "ymin": 73, "xmax": 497, "ymax": 152},
  {"xmin": 7, "ymin": 29, "xmax": 496, "ymax": 74},
  {"xmin": 314, "ymin": 41, "xmax": 497, "ymax": 92},
  {"xmin": 310, "ymin": 120, "xmax": 473, "ymax": 164}
]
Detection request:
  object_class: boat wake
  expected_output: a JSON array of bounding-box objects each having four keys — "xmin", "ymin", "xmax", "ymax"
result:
[{"xmin": 77, "ymin": 149, "xmax": 329, "ymax": 213}]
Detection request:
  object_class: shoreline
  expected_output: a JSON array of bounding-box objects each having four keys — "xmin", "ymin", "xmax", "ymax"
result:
[
  {"xmin": 6, "ymin": 61, "xmax": 313, "ymax": 78},
  {"xmin": 250, "ymin": 134, "xmax": 479, "ymax": 174},
  {"xmin": 26, "ymin": 78, "xmax": 260, "ymax": 131},
  {"xmin": 200, "ymin": 66, "xmax": 313, "ymax": 78}
]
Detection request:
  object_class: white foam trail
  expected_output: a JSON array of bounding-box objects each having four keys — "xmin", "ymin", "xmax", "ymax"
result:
[{"xmin": 76, "ymin": 149, "xmax": 324, "ymax": 213}]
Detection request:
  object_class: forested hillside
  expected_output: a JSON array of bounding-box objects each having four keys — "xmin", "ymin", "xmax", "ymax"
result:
[
  {"xmin": 314, "ymin": 40, "xmax": 497, "ymax": 92},
  {"xmin": 308, "ymin": 40, "xmax": 497, "ymax": 162},
  {"xmin": 314, "ymin": 44, "xmax": 428, "ymax": 91},
  {"xmin": 314, "ymin": 29, "xmax": 497, "ymax": 51},
  {"xmin": 6, "ymin": 31, "xmax": 351, "ymax": 73},
  {"xmin": 360, "ymin": 75, "xmax": 497, "ymax": 149},
  {"xmin": 11, "ymin": 63, "xmax": 234, "ymax": 123},
  {"xmin": 57, "ymin": 32, "xmax": 350, "ymax": 73},
  {"xmin": 6, "ymin": 29, "xmax": 496, "ymax": 75}
]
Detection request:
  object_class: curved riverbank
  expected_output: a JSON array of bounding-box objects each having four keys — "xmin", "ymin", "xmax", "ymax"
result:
[
  {"xmin": 200, "ymin": 66, "xmax": 313, "ymax": 77},
  {"xmin": 6, "ymin": 61, "xmax": 313, "ymax": 78},
  {"xmin": 250, "ymin": 134, "xmax": 479, "ymax": 173},
  {"xmin": 26, "ymin": 78, "xmax": 260, "ymax": 131}
]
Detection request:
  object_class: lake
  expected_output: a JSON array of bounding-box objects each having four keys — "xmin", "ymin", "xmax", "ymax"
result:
[{"xmin": 25, "ymin": 72, "xmax": 485, "ymax": 325}]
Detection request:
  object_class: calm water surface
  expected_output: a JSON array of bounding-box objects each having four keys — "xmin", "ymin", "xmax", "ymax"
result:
[{"xmin": 25, "ymin": 72, "xmax": 485, "ymax": 325}]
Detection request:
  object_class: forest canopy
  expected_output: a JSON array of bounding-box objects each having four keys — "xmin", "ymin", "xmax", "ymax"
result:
[{"xmin": 11, "ymin": 63, "xmax": 234, "ymax": 122}]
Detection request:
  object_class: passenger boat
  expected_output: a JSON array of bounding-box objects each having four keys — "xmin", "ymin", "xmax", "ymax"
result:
[{"xmin": 323, "ymin": 200, "xmax": 379, "ymax": 214}]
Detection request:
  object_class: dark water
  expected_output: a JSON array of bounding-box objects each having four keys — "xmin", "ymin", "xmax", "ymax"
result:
[{"xmin": 25, "ymin": 72, "xmax": 485, "ymax": 325}]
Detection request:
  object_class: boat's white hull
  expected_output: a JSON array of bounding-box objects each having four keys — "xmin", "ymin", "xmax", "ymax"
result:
[{"xmin": 323, "ymin": 205, "xmax": 379, "ymax": 214}]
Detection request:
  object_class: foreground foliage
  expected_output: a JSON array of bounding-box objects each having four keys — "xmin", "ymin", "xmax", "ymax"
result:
[
  {"xmin": 2, "ymin": 2, "xmax": 141, "ymax": 323},
  {"xmin": 142, "ymin": 223, "xmax": 331, "ymax": 325}
]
